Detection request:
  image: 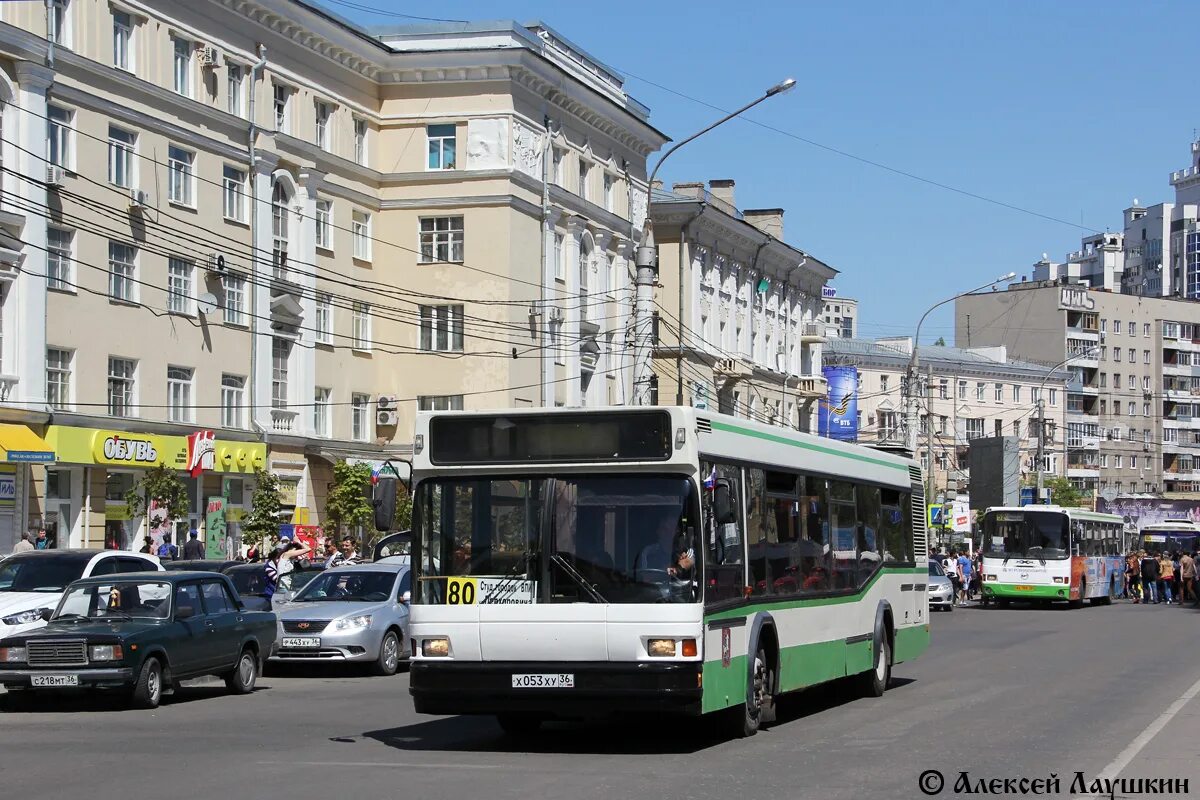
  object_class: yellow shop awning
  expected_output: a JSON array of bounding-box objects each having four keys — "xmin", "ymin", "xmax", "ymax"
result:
[{"xmin": 0, "ymin": 424, "xmax": 55, "ymax": 463}]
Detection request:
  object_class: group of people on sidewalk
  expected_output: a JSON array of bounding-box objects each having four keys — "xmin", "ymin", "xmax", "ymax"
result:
[
  {"xmin": 934, "ymin": 547, "xmax": 982, "ymax": 606},
  {"xmin": 1124, "ymin": 550, "xmax": 1197, "ymax": 605}
]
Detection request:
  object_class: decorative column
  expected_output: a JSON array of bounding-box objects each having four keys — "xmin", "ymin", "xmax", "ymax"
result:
[
  {"xmin": 250, "ymin": 151, "xmax": 280, "ymax": 433},
  {"xmin": 589, "ymin": 230, "xmax": 613, "ymax": 408},
  {"xmin": 541, "ymin": 208, "xmax": 562, "ymax": 408},
  {"xmin": 295, "ymin": 167, "xmax": 324, "ymax": 437},
  {"xmin": 563, "ymin": 216, "xmax": 587, "ymax": 407}
]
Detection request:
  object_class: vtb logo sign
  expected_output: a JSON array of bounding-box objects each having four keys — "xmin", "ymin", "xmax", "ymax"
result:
[{"xmin": 103, "ymin": 436, "xmax": 158, "ymax": 463}]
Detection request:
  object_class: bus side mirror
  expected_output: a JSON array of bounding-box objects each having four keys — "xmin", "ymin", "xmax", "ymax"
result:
[
  {"xmin": 373, "ymin": 476, "xmax": 398, "ymax": 532},
  {"xmin": 714, "ymin": 479, "xmax": 736, "ymax": 524}
]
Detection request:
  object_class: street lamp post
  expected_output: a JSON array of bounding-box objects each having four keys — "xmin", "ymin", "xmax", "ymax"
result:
[
  {"xmin": 632, "ymin": 78, "xmax": 797, "ymax": 406},
  {"xmin": 904, "ymin": 273, "xmax": 1016, "ymax": 454}
]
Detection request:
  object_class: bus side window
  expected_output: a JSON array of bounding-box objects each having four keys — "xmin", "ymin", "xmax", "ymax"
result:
[
  {"xmin": 856, "ymin": 485, "xmax": 881, "ymax": 584},
  {"xmin": 879, "ymin": 488, "xmax": 909, "ymax": 563},
  {"xmin": 703, "ymin": 462, "xmax": 744, "ymax": 605}
]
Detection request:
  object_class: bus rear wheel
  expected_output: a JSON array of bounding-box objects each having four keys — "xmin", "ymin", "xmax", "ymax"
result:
[
  {"xmin": 858, "ymin": 629, "xmax": 891, "ymax": 698},
  {"xmin": 1069, "ymin": 581, "xmax": 1085, "ymax": 609}
]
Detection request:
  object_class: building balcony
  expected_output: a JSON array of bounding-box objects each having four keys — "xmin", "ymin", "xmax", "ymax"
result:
[
  {"xmin": 1162, "ymin": 362, "xmax": 1190, "ymax": 376},
  {"xmin": 1067, "ymin": 436, "xmax": 1100, "ymax": 450},
  {"xmin": 799, "ymin": 323, "xmax": 825, "ymax": 344},
  {"xmin": 0, "ymin": 375, "xmax": 17, "ymax": 402},
  {"xmin": 1066, "ymin": 408, "xmax": 1098, "ymax": 420},
  {"xmin": 1065, "ymin": 327, "xmax": 1099, "ymax": 340},
  {"xmin": 1067, "ymin": 467, "xmax": 1100, "ymax": 478},
  {"xmin": 270, "ymin": 408, "xmax": 298, "ymax": 433}
]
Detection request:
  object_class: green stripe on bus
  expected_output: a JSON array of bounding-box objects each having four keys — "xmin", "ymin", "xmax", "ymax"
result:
[
  {"xmin": 986, "ymin": 583, "xmax": 1069, "ymax": 600},
  {"xmin": 708, "ymin": 420, "xmax": 911, "ymax": 473},
  {"xmin": 703, "ymin": 566, "xmax": 922, "ymax": 623},
  {"xmin": 893, "ymin": 624, "xmax": 930, "ymax": 663}
]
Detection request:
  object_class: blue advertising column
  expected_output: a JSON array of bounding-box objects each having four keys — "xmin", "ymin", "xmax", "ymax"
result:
[{"xmin": 819, "ymin": 366, "xmax": 859, "ymax": 442}]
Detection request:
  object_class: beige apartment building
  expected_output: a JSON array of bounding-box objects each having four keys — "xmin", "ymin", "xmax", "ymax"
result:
[
  {"xmin": 957, "ymin": 282, "xmax": 1200, "ymax": 500},
  {"xmin": 0, "ymin": 1, "xmax": 665, "ymax": 551},
  {"xmin": 824, "ymin": 338, "xmax": 1067, "ymax": 498},
  {"xmin": 649, "ymin": 180, "xmax": 834, "ymax": 430}
]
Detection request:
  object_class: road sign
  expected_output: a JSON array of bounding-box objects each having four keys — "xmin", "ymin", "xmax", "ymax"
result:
[{"xmin": 928, "ymin": 505, "xmax": 946, "ymax": 527}]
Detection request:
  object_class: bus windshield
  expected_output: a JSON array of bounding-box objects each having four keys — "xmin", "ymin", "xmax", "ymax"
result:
[
  {"xmin": 982, "ymin": 510, "xmax": 1070, "ymax": 560},
  {"xmin": 414, "ymin": 475, "xmax": 699, "ymax": 604}
]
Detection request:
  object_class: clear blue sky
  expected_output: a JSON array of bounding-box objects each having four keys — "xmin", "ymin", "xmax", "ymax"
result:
[{"xmin": 324, "ymin": 0, "xmax": 1196, "ymax": 344}]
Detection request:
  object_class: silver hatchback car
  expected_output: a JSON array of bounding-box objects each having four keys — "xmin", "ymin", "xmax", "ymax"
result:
[
  {"xmin": 927, "ymin": 559, "xmax": 954, "ymax": 611},
  {"xmin": 272, "ymin": 562, "xmax": 411, "ymax": 675}
]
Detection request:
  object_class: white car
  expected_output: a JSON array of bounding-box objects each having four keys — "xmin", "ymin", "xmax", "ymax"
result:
[{"xmin": 0, "ymin": 549, "xmax": 162, "ymax": 636}]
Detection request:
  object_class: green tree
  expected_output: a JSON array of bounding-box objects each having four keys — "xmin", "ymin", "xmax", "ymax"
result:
[
  {"xmin": 242, "ymin": 468, "xmax": 283, "ymax": 553},
  {"xmin": 323, "ymin": 460, "xmax": 374, "ymax": 539},
  {"xmin": 1022, "ymin": 475, "xmax": 1086, "ymax": 508},
  {"xmin": 933, "ymin": 336, "xmax": 946, "ymax": 346},
  {"xmin": 124, "ymin": 464, "xmax": 189, "ymax": 521}
]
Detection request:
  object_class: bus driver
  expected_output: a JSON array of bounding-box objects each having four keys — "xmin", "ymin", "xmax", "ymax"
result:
[{"xmin": 635, "ymin": 513, "xmax": 695, "ymax": 580}]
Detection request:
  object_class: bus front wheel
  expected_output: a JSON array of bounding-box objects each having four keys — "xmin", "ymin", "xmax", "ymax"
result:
[{"xmin": 729, "ymin": 647, "xmax": 771, "ymax": 738}]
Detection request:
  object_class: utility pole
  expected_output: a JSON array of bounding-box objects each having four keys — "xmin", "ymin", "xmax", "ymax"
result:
[
  {"xmin": 631, "ymin": 79, "xmax": 796, "ymax": 406},
  {"xmin": 1035, "ymin": 394, "xmax": 1045, "ymax": 501}
]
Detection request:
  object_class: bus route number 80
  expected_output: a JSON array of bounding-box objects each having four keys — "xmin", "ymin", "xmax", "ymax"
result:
[{"xmin": 446, "ymin": 577, "xmax": 477, "ymax": 605}]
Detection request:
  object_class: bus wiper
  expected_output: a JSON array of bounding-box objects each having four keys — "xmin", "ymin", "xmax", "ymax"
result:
[
  {"xmin": 478, "ymin": 548, "xmax": 536, "ymax": 604},
  {"xmin": 550, "ymin": 553, "xmax": 607, "ymax": 603}
]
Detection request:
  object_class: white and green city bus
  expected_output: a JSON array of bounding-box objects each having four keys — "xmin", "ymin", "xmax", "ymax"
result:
[
  {"xmin": 980, "ymin": 506, "xmax": 1124, "ymax": 606},
  {"xmin": 406, "ymin": 407, "xmax": 930, "ymax": 736},
  {"xmin": 1138, "ymin": 519, "xmax": 1200, "ymax": 555}
]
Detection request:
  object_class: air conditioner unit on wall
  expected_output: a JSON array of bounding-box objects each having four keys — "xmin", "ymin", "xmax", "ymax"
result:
[
  {"xmin": 45, "ymin": 165, "xmax": 64, "ymax": 186},
  {"xmin": 199, "ymin": 45, "xmax": 223, "ymax": 68},
  {"xmin": 128, "ymin": 188, "xmax": 150, "ymax": 209},
  {"xmin": 377, "ymin": 395, "xmax": 397, "ymax": 411},
  {"xmin": 208, "ymin": 253, "xmax": 227, "ymax": 274},
  {"xmin": 376, "ymin": 409, "xmax": 398, "ymax": 427}
]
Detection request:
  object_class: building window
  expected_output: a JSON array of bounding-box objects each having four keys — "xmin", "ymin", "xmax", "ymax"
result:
[
  {"xmin": 1099, "ymin": 455, "xmax": 1108, "ymax": 469},
  {"xmin": 315, "ymin": 199, "xmax": 332, "ymax": 249},
  {"xmin": 352, "ymin": 211, "xmax": 371, "ymax": 260},
  {"xmin": 314, "ymin": 293, "xmax": 333, "ymax": 344},
  {"xmin": 112, "ymin": 10, "xmax": 132, "ymax": 70},
  {"xmin": 46, "ymin": 348, "xmax": 72, "ymax": 410},
  {"xmin": 994, "ymin": 382, "xmax": 1003, "ymax": 402},
  {"xmin": 108, "ymin": 241, "xmax": 136, "ymax": 302},
  {"xmin": 1114, "ymin": 348, "xmax": 1121, "ymax": 362},
  {"xmin": 220, "ymin": 374, "xmax": 244, "ymax": 429},
  {"xmin": 1114, "ymin": 455, "xmax": 1123, "ymax": 470},
  {"xmin": 108, "ymin": 126, "xmax": 135, "ymax": 188},
  {"xmin": 48, "ymin": 105, "xmax": 73, "ymax": 169},
  {"xmin": 975, "ymin": 382, "xmax": 984, "ymax": 401},
  {"xmin": 552, "ymin": 147, "xmax": 565, "ymax": 186},
  {"xmin": 553, "ymin": 233, "xmax": 565, "ymax": 281},
  {"xmin": 1131, "ymin": 455, "xmax": 1138, "ymax": 469},
  {"xmin": 272, "ymin": 83, "xmax": 290, "ymax": 132},
  {"xmin": 958, "ymin": 380, "xmax": 966, "ymax": 400},
  {"xmin": 314, "ymin": 101, "xmax": 332, "ymax": 150},
  {"xmin": 47, "ymin": 227, "xmax": 73, "ymax": 291},
  {"xmin": 1114, "ymin": 374, "xmax": 1122, "ymax": 390},
  {"xmin": 167, "ymin": 257, "xmax": 193, "ymax": 314},
  {"xmin": 418, "ymin": 395, "xmax": 464, "ymax": 411},
  {"xmin": 351, "ymin": 393, "xmax": 370, "ymax": 441},
  {"xmin": 222, "ymin": 166, "xmax": 247, "ymax": 222},
  {"xmin": 1012, "ymin": 420, "xmax": 1021, "ymax": 438},
  {"xmin": 1128, "ymin": 401, "xmax": 1136, "ymax": 416},
  {"xmin": 965, "ymin": 418, "xmax": 984, "ymax": 439},
  {"xmin": 107, "ymin": 357, "xmax": 135, "ymax": 417},
  {"xmin": 426, "ymin": 124, "xmax": 457, "ymax": 170},
  {"xmin": 603, "ymin": 173, "xmax": 615, "ymax": 212},
  {"xmin": 271, "ymin": 337, "xmax": 290, "ymax": 408},
  {"xmin": 167, "ymin": 366, "xmax": 193, "ymax": 423},
  {"xmin": 880, "ymin": 375, "xmax": 889, "ymax": 393},
  {"xmin": 1143, "ymin": 350, "xmax": 1151, "ymax": 364},
  {"xmin": 171, "ymin": 36, "xmax": 192, "ymax": 97},
  {"xmin": 419, "ymin": 216, "xmax": 464, "ymax": 263},
  {"xmin": 419, "ymin": 305, "xmax": 464, "ymax": 352},
  {"xmin": 1048, "ymin": 389, "xmax": 1057, "ymax": 406},
  {"xmin": 271, "ymin": 180, "xmax": 290, "ymax": 280},
  {"xmin": 222, "ymin": 273, "xmax": 245, "ymax": 325},
  {"xmin": 352, "ymin": 302, "xmax": 371, "ymax": 350},
  {"xmin": 939, "ymin": 378, "xmax": 948, "ymax": 399},
  {"xmin": 313, "ymin": 387, "xmax": 331, "ymax": 437},
  {"xmin": 353, "ymin": 118, "xmax": 367, "ymax": 165},
  {"xmin": 1127, "ymin": 348, "xmax": 1135, "ymax": 362},
  {"xmin": 227, "ymin": 63, "xmax": 244, "ymax": 117},
  {"xmin": 1144, "ymin": 322, "xmax": 1151, "ymax": 337},
  {"xmin": 167, "ymin": 145, "xmax": 194, "ymax": 206},
  {"xmin": 48, "ymin": 0, "xmax": 70, "ymax": 47},
  {"xmin": 1113, "ymin": 319, "xmax": 1121, "ymax": 335}
]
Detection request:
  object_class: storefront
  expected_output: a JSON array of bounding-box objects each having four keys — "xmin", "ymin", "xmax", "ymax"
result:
[
  {"xmin": 42, "ymin": 426, "xmax": 266, "ymax": 555},
  {"xmin": 0, "ymin": 423, "xmax": 55, "ymax": 552}
]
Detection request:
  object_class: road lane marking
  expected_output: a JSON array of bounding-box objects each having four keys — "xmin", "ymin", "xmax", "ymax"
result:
[
  {"xmin": 1093, "ymin": 670, "xmax": 1200, "ymax": 783},
  {"xmin": 256, "ymin": 760, "xmax": 507, "ymax": 771}
]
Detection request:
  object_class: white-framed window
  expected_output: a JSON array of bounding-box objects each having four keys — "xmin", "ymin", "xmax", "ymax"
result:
[
  {"xmin": 1114, "ymin": 455, "xmax": 1123, "ymax": 469},
  {"xmin": 46, "ymin": 347, "xmax": 72, "ymax": 410},
  {"xmin": 1012, "ymin": 384, "xmax": 1021, "ymax": 403},
  {"xmin": 314, "ymin": 293, "xmax": 333, "ymax": 344},
  {"xmin": 352, "ymin": 210, "xmax": 371, "ymax": 260},
  {"xmin": 975, "ymin": 382, "xmax": 984, "ymax": 401},
  {"xmin": 1128, "ymin": 321, "xmax": 1136, "ymax": 336},
  {"xmin": 419, "ymin": 304, "xmax": 464, "ymax": 352},
  {"xmin": 603, "ymin": 173, "xmax": 615, "ymax": 212},
  {"xmin": 553, "ymin": 233, "xmax": 565, "ymax": 281},
  {"xmin": 47, "ymin": 104, "xmax": 73, "ymax": 170},
  {"xmin": 351, "ymin": 394, "xmax": 371, "ymax": 441},
  {"xmin": 1144, "ymin": 323, "xmax": 1151, "ymax": 337},
  {"xmin": 107, "ymin": 356, "xmax": 136, "ymax": 417},
  {"xmin": 48, "ymin": 0, "xmax": 70, "ymax": 48},
  {"xmin": 167, "ymin": 257, "xmax": 194, "ymax": 314},
  {"xmin": 552, "ymin": 147, "xmax": 565, "ymax": 186},
  {"xmin": 578, "ymin": 161, "xmax": 591, "ymax": 202},
  {"xmin": 353, "ymin": 117, "xmax": 367, "ymax": 166},
  {"xmin": 222, "ymin": 273, "xmax": 246, "ymax": 325},
  {"xmin": 426, "ymin": 124, "xmax": 457, "ymax": 170},
  {"xmin": 271, "ymin": 179, "xmax": 290, "ymax": 280},
  {"xmin": 171, "ymin": 36, "xmax": 192, "ymax": 97},
  {"xmin": 47, "ymin": 227, "xmax": 73, "ymax": 291},
  {"xmin": 352, "ymin": 302, "xmax": 371, "ymax": 350},
  {"xmin": 108, "ymin": 241, "xmax": 136, "ymax": 302},
  {"xmin": 167, "ymin": 145, "xmax": 194, "ymax": 206},
  {"xmin": 272, "ymin": 83, "xmax": 291, "ymax": 133},
  {"xmin": 220, "ymin": 374, "xmax": 244, "ymax": 429},
  {"xmin": 994, "ymin": 382, "xmax": 1002, "ymax": 402},
  {"xmin": 271, "ymin": 337, "xmax": 290, "ymax": 408},
  {"xmin": 1049, "ymin": 388, "xmax": 1057, "ymax": 406},
  {"xmin": 314, "ymin": 100, "xmax": 332, "ymax": 150},
  {"xmin": 958, "ymin": 380, "xmax": 966, "ymax": 400},
  {"xmin": 222, "ymin": 165, "xmax": 247, "ymax": 222},
  {"xmin": 108, "ymin": 126, "xmax": 135, "ymax": 188},
  {"xmin": 167, "ymin": 366, "xmax": 193, "ymax": 423},
  {"xmin": 315, "ymin": 199, "xmax": 332, "ymax": 250},
  {"xmin": 418, "ymin": 395, "xmax": 463, "ymax": 411},
  {"xmin": 226, "ymin": 63, "xmax": 244, "ymax": 117},
  {"xmin": 112, "ymin": 10, "xmax": 132, "ymax": 70},
  {"xmin": 1128, "ymin": 401, "xmax": 1136, "ymax": 416},
  {"xmin": 313, "ymin": 387, "xmax": 331, "ymax": 437},
  {"xmin": 419, "ymin": 216, "xmax": 464, "ymax": 263}
]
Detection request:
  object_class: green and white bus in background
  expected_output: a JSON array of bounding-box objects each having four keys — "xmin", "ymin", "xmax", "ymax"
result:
[
  {"xmin": 1138, "ymin": 519, "xmax": 1200, "ymax": 555},
  {"xmin": 979, "ymin": 506, "xmax": 1124, "ymax": 607},
  {"xmin": 406, "ymin": 407, "xmax": 930, "ymax": 737}
]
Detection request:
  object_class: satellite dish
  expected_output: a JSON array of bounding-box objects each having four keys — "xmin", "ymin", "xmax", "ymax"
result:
[
  {"xmin": 197, "ymin": 292, "xmax": 218, "ymax": 315},
  {"xmin": 1100, "ymin": 487, "xmax": 1118, "ymax": 504}
]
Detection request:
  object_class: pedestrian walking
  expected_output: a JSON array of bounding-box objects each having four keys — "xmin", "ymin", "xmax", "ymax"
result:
[
  {"xmin": 1126, "ymin": 552, "xmax": 1141, "ymax": 603},
  {"xmin": 1141, "ymin": 551, "xmax": 1160, "ymax": 604},
  {"xmin": 33, "ymin": 528, "xmax": 50, "ymax": 550},
  {"xmin": 12, "ymin": 531, "xmax": 34, "ymax": 554},
  {"xmin": 263, "ymin": 539, "xmax": 311, "ymax": 609},
  {"xmin": 156, "ymin": 533, "xmax": 178, "ymax": 561},
  {"xmin": 1158, "ymin": 553, "xmax": 1175, "ymax": 605},
  {"xmin": 1183, "ymin": 551, "xmax": 1197, "ymax": 605},
  {"xmin": 956, "ymin": 550, "xmax": 973, "ymax": 606},
  {"xmin": 182, "ymin": 530, "xmax": 205, "ymax": 560}
]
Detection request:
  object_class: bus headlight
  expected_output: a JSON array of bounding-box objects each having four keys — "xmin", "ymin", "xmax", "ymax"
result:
[
  {"xmin": 986, "ymin": 575, "xmax": 997, "ymax": 582},
  {"xmin": 648, "ymin": 639, "xmax": 677, "ymax": 657},
  {"xmin": 422, "ymin": 638, "xmax": 450, "ymax": 657}
]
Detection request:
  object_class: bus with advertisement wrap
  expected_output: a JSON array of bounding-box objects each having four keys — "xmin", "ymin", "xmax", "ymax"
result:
[
  {"xmin": 405, "ymin": 406, "xmax": 930, "ymax": 737},
  {"xmin": 979, "ymin": 506, "xmax": 1123, "ymax": 607}
]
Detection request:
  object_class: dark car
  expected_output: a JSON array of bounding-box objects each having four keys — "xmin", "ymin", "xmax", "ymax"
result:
[
  {"xmin": 0, "ymin": 571, "xmax": 278, "ymax": 709},
  {"xmin": 163, "ymin": 559, "xmax": 241, "ymax": 573},
  {"xmin": 223, "ymin": 562, "xmax": 325, "ymax": 610}
]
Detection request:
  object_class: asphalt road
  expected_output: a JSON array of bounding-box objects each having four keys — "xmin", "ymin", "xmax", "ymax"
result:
[{"xmin": 3, "ymin": 601, "xmax": 1198, "ymax": 800}]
